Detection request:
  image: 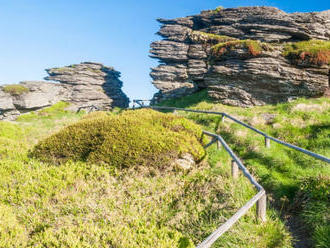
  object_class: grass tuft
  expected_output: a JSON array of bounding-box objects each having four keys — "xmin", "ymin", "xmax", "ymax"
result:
[
  {"xmin": 189, "ymin": 31, "xmax": 236, "ymax": 44},
  {"xmin": 3, "ymin": 84, "xmax": 29, "ymax": 95},
  {"xmin": 283, "ymin": 40, "xmax": 330, "ymax": 66},
  {"xmin": 211, "ymin": 40, "xmax": 271, "ymax": 57}
]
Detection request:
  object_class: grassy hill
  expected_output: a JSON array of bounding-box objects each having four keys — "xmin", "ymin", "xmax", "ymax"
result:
[{"xmin": 1, "ymin": 95, "xmax": 328, "ymax": 247}]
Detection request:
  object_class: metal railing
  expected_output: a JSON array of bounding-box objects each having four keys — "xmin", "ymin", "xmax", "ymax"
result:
[
  {"xmin": 198, "ymin": 130, "xmax": 266, "ymax": 248},
  {"xmin": 77, "ymin": 105, "xmax": 100, "ymax": 113},
  {"xmin": 132, "ymin": 99, "xmax": 330, "ymax": 247},
  {"xmin": 133, "ymin": 100, "xmax": 330, "ymax": 163}
]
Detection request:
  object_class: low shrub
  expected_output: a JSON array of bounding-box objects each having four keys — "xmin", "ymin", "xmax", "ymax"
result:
[
  {"xmin": 3, "ymin": 84, "xmax": 29, "ymax": 95},
  {"xmin": 30, "ymin": 109, "xmax": 206, "ymax": 168},
  {"xmin": 189, "ymin": 31, "xmax": 236, "ymax": 44},
  {"xmin": 283, "ymin": 40, "xmax": 330, "ymax": 66},
  {"xmin": 213, "ymin": 6, "xmax": 224, "ymax": 13}
]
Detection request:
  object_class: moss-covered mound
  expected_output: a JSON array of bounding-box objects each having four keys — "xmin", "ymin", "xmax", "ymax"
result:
[{"xmin": 30, "ymin": 109, "xmax": 205, "ymax": 168}]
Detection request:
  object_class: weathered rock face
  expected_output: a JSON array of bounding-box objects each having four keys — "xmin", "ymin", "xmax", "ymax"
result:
[
  {"xmin": 0, "ymin": 62, "xmax": 129, "ymax": 120},
  {"xmin": 150, "ymin": 7, "xmax": 330, "ymax": 106},
  {"xmin": 45, "ymin": 62, "xmax": 129, "ymax": 110}
]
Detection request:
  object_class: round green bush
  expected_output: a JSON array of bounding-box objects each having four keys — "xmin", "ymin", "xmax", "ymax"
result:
[{"xmin": 30, "ymin": 109, "xmax": 206, "ymax": 168}]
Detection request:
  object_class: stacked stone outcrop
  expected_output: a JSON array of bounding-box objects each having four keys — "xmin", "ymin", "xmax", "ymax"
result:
[
  {"xmin": 150, "ymin": 7, "xmax": 330, "ymax": 106},
  {"xmin": 0, "ymin": 62, "xmax": 129, "ymax": 120}
]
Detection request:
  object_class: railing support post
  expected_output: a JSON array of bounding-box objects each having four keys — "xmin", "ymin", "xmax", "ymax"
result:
[
  {"xmin": 221, "ymin": 115, "xmax": 225, "ymax": 123},
  {"xmin": 256, "ymin": 193, "xmax": 267, "ymax": 222},
  {"xmin": 231, "ymin": 160, "xmax": 239, "ymax": 180},
  {"xmin": 265, "ymin": 137, "xmax": 270, "ymax": 148},
  {"xmin": 217, "ymin": 139, "xmax": 222, "ymax": 150}
]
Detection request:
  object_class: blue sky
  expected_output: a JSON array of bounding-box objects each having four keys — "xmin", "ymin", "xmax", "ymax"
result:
[{"xmin": 0, "ymin": 0, "xmax": 329, "ymax": 100}]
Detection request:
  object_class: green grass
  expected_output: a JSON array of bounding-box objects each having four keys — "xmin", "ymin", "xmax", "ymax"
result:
[
  {"xmin": 211, "ymin": 40, "xmax": 272, "ymax": 57},
  {"xmin": 283, "ymin": 40, "xmax": 330, "ymax": 65},
  {"xmin": 189, "ymin": 31, "xmax": 236, "ymax": 44},
  {"xmin": 0, "ymin": 102, "xmax": 292, "ymax": 247},
  {"xmin": 2, "ymin": 84, "xmax": 29, "ymax": 95},
  {"xmin": 157, "ymin": 90, "xmax": 330, "ymax": 247}
]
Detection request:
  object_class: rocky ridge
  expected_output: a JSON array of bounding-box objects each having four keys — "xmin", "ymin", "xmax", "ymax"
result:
[
  {"xmin": 150, "ymin": 7, "xmax": 330, "ymax": 106},
  {"xmin": 0, "ymin": 62, "xmax": 129, "ymax": 120}
]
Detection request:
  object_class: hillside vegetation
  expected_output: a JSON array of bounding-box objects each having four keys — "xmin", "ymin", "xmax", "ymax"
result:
[
  {"xmin": 157, "ymin": 90, "xmax": 330, "ymax": 248},
  {"xmin": 0, "ymin": 102, "xmax": 291, "ymax": 248}
]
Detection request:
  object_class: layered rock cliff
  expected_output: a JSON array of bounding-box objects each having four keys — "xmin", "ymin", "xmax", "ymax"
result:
[
  {"xmin": 0, "ymin": 62, "xmax": 129, "ymax": 120},
  {"xmin": 150, "ymin": 7, "xmax": 330, "ymax": 106}
]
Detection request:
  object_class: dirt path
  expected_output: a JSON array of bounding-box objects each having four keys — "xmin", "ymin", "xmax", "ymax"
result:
[{"xmin": 284, "ymin": 214, "xmax": 313, "ymax": 248}]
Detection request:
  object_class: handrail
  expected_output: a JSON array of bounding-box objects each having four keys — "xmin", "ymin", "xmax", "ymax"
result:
[
  {"xmin": 131, "ymin": 100, "xmax": 267, "ymax": 247},
  {"xmin": 197, "ymin": 130, "xmax": 266, "ymax": 248},
  {"xmin": 132, "ymin": 98, "xmax": 329, "ymax": 247},
  {"xmin": 133, "ymin": 100, "xmax": 330, "ymax": 164}
]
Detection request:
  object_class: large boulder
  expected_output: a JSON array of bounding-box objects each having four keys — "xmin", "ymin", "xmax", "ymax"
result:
[
  {"xmin": 0, "ymin": 62, "xmax": 129, "ymax": 120},
  {"xmin": 150, "ymin": 7, "xmax": 330, "ymax": 106}
]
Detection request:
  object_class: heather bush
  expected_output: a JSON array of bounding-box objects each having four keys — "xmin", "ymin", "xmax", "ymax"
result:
[{"xmin": 30, "ymin": 109, "xmax": 206, "ymax": 168}]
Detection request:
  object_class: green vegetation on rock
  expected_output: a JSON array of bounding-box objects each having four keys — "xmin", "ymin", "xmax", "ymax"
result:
[
  {"xmin": 212, "ymin": 6, "xmax": 224, "ymax": 13},
  {"xmin": 211, "ymin": 39, "xmax": 271, "ymax": 57},
  {"xmin": 190, "ymin": 31, "xmax": 236, "ymax": 44},
  {"xmin": 283, "ymin": 40, "xmax": 330, "ymax": 66},
  {"xmin": 3, "ymin": 84, "xmax": 29, "ymax": 95}
]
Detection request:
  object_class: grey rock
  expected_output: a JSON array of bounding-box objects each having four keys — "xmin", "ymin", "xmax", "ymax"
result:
[
  {"xmin": 13, "ymin": 81, "xmax": 64, "ymax": 110},
  {"xmin": 157, "ymin": 24, "xmax": 192, "ymax": 42},
  {"xmin": 0, "ymin": 62, "xmax": 129, "ymax": 120},
  {"xmin": 0, "ymin": 91, "xmax": 15, "ymax": 110},
  {"xmin": 173, "ymin": 153, "xmax": 196, "ymax": 170},
  {"xmin": 150, "ymin": 41, "xmax": 189, "ymax": 62},
  {"xmin": 150, "ymin": 6, "xmax": 330, "ymax": 106}
]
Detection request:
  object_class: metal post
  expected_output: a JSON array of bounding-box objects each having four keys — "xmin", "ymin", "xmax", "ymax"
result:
[
  {"xmin": 256, "ymin": 193, "xmax": 267, "ymax": 222},
  {"xmin": 265, "ymin": 137, "xmax": 270, "ymax": 148},
  {"xmin": 221, "ymin": 115, "xmax": 225, "ymax": 123},
  {"xmin": 231, "ymin": 160, "xmax": 239, "ymax": 180},
  {"xmin": 217, "ymin": 139, "xmax": 222, "ymax": 150}
]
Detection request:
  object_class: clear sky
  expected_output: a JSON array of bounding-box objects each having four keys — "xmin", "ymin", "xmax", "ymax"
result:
[{"xmin": 0, "ymin": 0, "xmax": 329, "ymax": 100}]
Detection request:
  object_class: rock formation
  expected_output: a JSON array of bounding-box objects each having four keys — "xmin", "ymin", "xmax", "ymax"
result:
[
  {"xmin": 150, "ymin": 7, "xmax": 330, "ymax": 106},
  {"xmin": 0, "ymin": 62, "xmax": 129, "ymax": 120}
]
